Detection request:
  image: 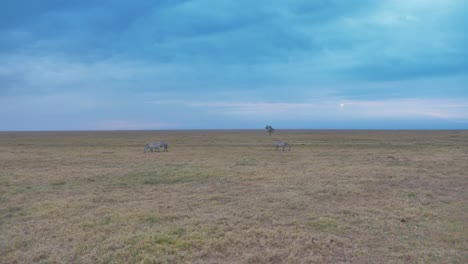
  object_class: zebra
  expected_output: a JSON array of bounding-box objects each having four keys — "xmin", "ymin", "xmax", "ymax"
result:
[
  {"xmin": 274, "ymin": 141, "xmax": 291, "ymax": 151},
  {"xmin": 144, "ymin": 141, "xmax": 168, "ymax": 153}
]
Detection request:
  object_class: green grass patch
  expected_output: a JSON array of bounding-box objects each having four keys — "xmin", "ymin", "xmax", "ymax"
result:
[
  {"xmin": 116, "ymin": 229, "xmax": 205, "ymax": 263},
  {"xmin": 122, "ymin": 165, "xmax": 216, "ymax": 186},
  {"xmin": 142, "ymin": 214, "xmax": 185, "ymax": 225},
  {"xmin": 80, "ymin": 215, "xmax": 115, "ymax": 229},
  {"xmin": 50, "ymin": 180, "xmax": 67, "ymax": 186},
  {"xmin": 12, "ymin": 185, "xmax": 32, "ymax": 194},
  {"xmin": 308, "ymin": 216, "xmax": 343, "ymax": 232},
  {"xmin": 440, "ymin": 220, "xmax": 466, "ymax": 246},
  {"xmin": 1, "ymin": 206, "xmax": 24, "ymax": 219},
  {"xmin": 0, "ymin": 181, "xmax": 33, "ymax": 202}
]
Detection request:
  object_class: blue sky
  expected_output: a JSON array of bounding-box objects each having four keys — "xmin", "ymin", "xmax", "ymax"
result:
[{"xmin": 1, "ymin": 0, "xmax": 467, "ymax": 130}]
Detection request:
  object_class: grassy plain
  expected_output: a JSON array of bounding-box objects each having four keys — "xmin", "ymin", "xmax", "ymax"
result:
[{"xmin": 0, "ymin": 130, "xmax": 467, "ymax": 263}]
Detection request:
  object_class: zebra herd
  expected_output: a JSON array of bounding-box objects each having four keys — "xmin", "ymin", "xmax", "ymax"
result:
[{"xmin": 144, "ymin": 140, "xmax": 291, "ymax": 153}]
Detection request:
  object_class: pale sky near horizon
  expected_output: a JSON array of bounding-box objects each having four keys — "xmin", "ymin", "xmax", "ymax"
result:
[{"xmin": 1, "ymin": 0, "xmax": 467, "ymax": 130}]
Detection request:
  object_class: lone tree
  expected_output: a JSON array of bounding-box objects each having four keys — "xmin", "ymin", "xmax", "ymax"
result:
[{"xmin": 265, "ymin": 125, "xmax": 275, "ymax": 136}]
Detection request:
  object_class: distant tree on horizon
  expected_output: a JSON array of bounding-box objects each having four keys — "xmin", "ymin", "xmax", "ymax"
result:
[{"xmin": 265, "ymin": 125, "xmax": 275, "ymax": 136}]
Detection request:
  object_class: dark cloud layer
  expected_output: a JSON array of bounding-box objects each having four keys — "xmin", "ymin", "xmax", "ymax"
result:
[
  {"xmin": 2, "ymin": 0, "xmax": 466, "ymax": 74},
  {"xmin": 1, "ymin": 0, "xmax": 467, "ymax": 130}
]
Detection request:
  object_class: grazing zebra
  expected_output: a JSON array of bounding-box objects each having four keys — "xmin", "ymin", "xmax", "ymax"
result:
[
  {"xmin": 274, "ymin": 141, "xmax": 291, "ymax": 151},
  {"xmin": 144, "ymin": 141, "xmax": 168, "ymax": 153}
]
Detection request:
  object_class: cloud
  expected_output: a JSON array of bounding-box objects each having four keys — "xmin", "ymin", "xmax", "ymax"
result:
[
  {"xmin": 340, "ymin": 99, "xmax": 468, "ymax": 120},
  {"xmin": 1, "ymin": 0, "xmax": 467, "ymax": 130},
  {"xmin": 2, "ymin": 0, "xmax": 467, "ymax": 79},
  {"xmin": 156, "ymin": 98, "xmax": 468, "ymax": 121},
  {"xmin": 95, "ymin": 120, "xmax": 177, "ymax": 130},
  {"xmin": 0, "ymin": 54, "xmax": 193, "ymax": 96}
]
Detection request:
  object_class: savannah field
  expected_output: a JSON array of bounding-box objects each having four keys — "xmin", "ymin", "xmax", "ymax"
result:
[{"xmin": 0, "ymin": 130, "xmax": 467, "ymax": 264}]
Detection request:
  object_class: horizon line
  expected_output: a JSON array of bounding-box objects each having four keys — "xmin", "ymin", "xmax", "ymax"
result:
[{"xmin": 1, "ymin": 128, "xmax": 467, "ymax": 133}]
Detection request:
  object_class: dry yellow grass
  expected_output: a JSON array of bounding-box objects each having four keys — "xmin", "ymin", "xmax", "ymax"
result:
[{"xmin": 0, "ymin": 130, "xmax": 467, "ymax": 263}]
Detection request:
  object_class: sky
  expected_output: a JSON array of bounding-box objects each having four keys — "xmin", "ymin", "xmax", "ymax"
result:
[{"xmin": 1, "ymin": 0, "xmax": 467, "ymax": 130}]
